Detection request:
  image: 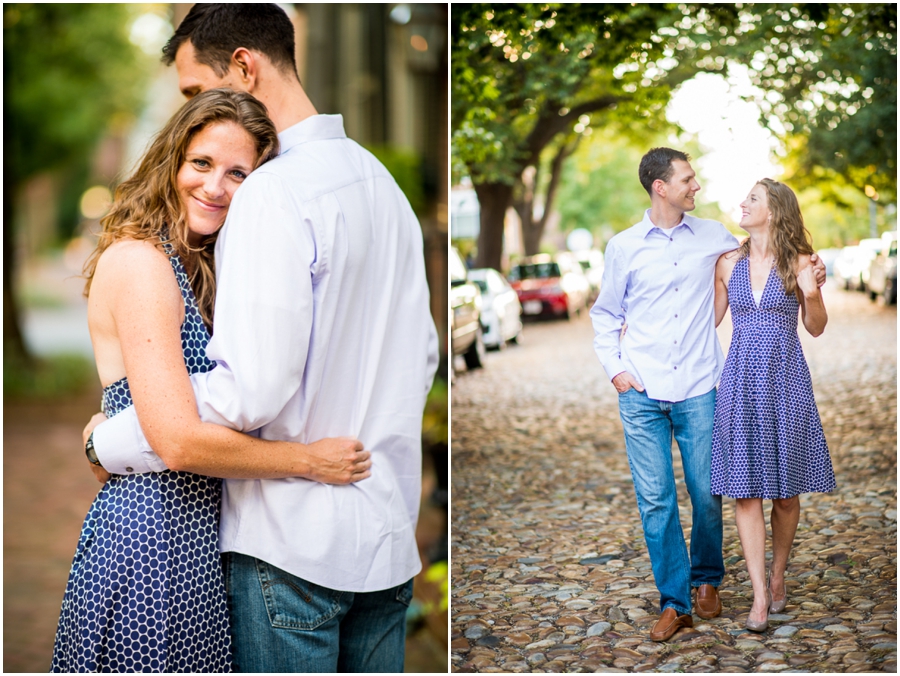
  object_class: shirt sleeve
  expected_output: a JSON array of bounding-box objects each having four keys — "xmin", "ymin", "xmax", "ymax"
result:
[
  {"xmin": 718, "ymin": 223, "xmax": 740, "ymax": 253},
  {"xmin": 93, "ymin": 171, "xmax": 314, "ymax": 472},
  {"xmin": 93, "ymin": 405, "xmax": 166, "ymax": 474},
  {"xmin": 190, "ymin": 170, "xmax": 315, "ymax": 432},
  {"xmin": 589, "ymin": 240, "xmax": 628, "ymax": 381}
]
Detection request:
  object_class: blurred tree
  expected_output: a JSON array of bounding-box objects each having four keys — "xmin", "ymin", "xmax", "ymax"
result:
[
  {"xmin": 723, "ymin": 4, "xmax": 897, "ymax": 203},
  {"xmin": 4, "ymin": 4, "xmax": 149, "ymax": 364},
  {"xmin": 452, "ymin": 3, "xmax": 740, "ymax": 269},
  {"xmin": 453, "ymin": 3, "xmax": 896, "ymax": 270}
]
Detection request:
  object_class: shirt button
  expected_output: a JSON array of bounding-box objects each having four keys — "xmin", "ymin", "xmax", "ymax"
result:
[
  {"xmin": 674, "ymin": 366, "xmax": 678, "ymax": 370},
  {"xmin": 669, "ymin": 237, "xmax": 673, "ymax": 241},
  {"xmin": 674, "ymin": 262, "xmax": 678, "ymax": 266},
  {"xmin": 126, "ymin": 467, "xmax": 134, "ymax": 473},
  {"xmin": 675, "ymin": 288, "xmax": 679, "ymax": 291},
  {"xmin": 675, "ymin": 314, "xmax": 678, "ymax": 318},
  {"xmin": 674, "ymin": 340, "xmax": 678, "ymax": 344}
]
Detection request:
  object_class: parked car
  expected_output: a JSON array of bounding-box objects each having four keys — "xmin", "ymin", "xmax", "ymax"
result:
[
  {"xmin": 867, "ymin": 231, "xmax": 897, "ymax": 305},
  {"xmin": 575, "ymin": 249, "xmax": 605, "ymax": 304},
  {"xmin": 834, "ymin": 240, "xmax": 882, "ymax": 291},
  {"xmin": 450, "ymin": 247, "xmax": 485, "ymax": 369},
  {"xmin": 815, "ymin": 248, "xmax": 841, "ymax": 277},
  {"xmin": 833, "ymin": 246, "xmax": 860, "ymax": 290},
  {"xmin": 468, "ymin": 268, "xmax": 523, "ymax": 349},
  {"xmin": 857, "ymin": 238, "xmax": 885, "ymax": 291},
  {"xmin": 508, "ymin": 253, "xmax": 591, "ymax": 320}
]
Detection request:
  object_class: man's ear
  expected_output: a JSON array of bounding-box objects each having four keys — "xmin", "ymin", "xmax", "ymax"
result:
[
  {"xmin": 652, "ymin": 178, "xmax": 666, "ymax": 199},
  {"xmin": 231, "ymin": 47, "xmax": 258, "ymax": 91}
]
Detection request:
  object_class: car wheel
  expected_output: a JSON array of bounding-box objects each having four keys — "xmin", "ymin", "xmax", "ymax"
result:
[
  {"xmin": 510, "ymin": 326, "xmax": 523, "ymax": 346},
  {"xmin": 888, "ymin": 279, "xmax": 897, "ymax": 305},
  {"xmin": 464, "ymin": 325, "xmax": 486, "ymax": 369},
  {"xmin": 870, "ymin": 289, "xmax": 878, "ymax": 302}
]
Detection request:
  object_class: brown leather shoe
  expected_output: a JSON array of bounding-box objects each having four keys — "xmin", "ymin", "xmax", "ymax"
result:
[
  {"xmin": 649, "ymin": 607, "xmax": 693, "ymax": 642},
  {"xmin": 694, "ymin": 584, "xmax": 722, "ymax": 619}
]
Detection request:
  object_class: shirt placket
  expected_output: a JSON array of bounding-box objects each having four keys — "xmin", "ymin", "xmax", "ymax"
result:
[{"xmin": 667, "ymin": 228, "xmax": 684, "ymax": 400}]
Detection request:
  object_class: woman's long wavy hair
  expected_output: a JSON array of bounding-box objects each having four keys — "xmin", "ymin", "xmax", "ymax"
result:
[
  {"xmin": 737, "ymin": 178, "xmax": 813, "ymax": 296},
  {"xmin": 83, "ymin": 88, "xmax": 279, "ymax": 329}
]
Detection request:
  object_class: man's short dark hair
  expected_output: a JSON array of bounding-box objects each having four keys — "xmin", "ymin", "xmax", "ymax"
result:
[
  {"xmin": 639, "ymin": 148, "xmax": 691, "ymax": 195},
  {"xmin": 162, "ymin": 4, "xmax": 298, "ymax": 79}
]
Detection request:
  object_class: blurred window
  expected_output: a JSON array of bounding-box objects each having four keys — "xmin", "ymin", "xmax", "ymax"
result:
[{"xmin": 510, "ymin": 263, "xmax": 561, "ymax": 280}]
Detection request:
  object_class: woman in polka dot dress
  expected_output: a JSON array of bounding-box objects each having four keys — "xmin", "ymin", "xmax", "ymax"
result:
[
  {"xmin": 711, "ymin": 178, "xmax": 835, "ymax": 633},
  {"xmin": 53, "ymin": 90, "xmax": 372, "ymax": 672}
]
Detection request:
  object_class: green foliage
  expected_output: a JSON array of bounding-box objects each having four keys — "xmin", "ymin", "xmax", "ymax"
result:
[
  {"xmin": 452, "ymin": 4, "xmax": 724, "ymax": 186},
  {"xmin": 797, "ymin": 182, "xmax": 890, "ymax": 248},
  {"xmin": 719, "ymin": 4, "xmax": 897, "ymax": 200},
  {"xmin": 3, "ymin": 4, "xmax": 152, "ymax": 184},
  {"xmin": 4, "ymin": 352, "xmax": 97, "ymax": 400},
  {"xmin": 422, "ymin": 377, "xmax": 447, "ymax": 448},
  {"xmin": 556, "ymin": 127, "xmax": 653, "ymax": 243}
]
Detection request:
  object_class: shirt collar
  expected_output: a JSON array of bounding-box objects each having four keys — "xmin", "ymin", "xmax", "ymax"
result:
[
  {"xmin": 639, "ymin": 209, "xmax": 696, "ymax": 237},
  {"xmin": 277, "ymin": 114, "xmax": 347, "ymax": 155}
]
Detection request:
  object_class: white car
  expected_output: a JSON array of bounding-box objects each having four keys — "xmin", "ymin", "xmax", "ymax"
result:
[{"xmin": 467, "ymin": 268, "xmax": 523, "ymax": 349}]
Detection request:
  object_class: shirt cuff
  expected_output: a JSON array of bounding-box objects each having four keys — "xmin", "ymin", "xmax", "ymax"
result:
[
  {"xmin": 93, "ymin": 406, "xmax": 169, "ymax": 475},
  {"xmin": 601, "ymin": 356, "xmax": 627, "ymax": 383}
]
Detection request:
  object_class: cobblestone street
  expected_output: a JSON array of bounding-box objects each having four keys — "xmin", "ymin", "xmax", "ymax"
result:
[{"xmin": 450, "ymin": 282, "xmax": 897, "ymax": 673}]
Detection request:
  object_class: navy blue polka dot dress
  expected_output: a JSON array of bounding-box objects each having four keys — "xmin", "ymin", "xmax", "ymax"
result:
[
  {"xmin": 51, "ymin": 242, "xmax": 232, "ymax": 673},
  {"xmin": 711, "ymin": 256, "xmax": 836, "ymax": 499}
]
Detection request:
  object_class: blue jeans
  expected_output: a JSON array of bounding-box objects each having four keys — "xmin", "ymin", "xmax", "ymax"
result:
[
  {"xmin": 222, "ymin": 552, "xmax": 412, "ymax": 673},
  {"xmin": 617, "ymin": 388, "xmax": 724, "ymax": 615}
]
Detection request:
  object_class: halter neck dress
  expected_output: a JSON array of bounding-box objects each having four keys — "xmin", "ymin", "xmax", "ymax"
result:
[
  {"xmin": 710, "ymin": 256, "xmax": 836, "ymax": 499},
  {"xmin": 51, "ymin": 241, "xmax": 232, "ymax": 673}
]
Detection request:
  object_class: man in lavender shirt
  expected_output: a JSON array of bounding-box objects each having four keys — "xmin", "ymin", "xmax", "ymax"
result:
[{"xmin": 590, "ymin": 148, "xmax": 824, "ymax": 641}]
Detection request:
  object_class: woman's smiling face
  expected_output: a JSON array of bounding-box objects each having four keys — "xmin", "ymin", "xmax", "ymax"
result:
[
  {"xmin": 177, "ymin": 120, "xmax": 258, "ymax": 244},
  {"xmin": 739, "ymin": 183, "xmax": 771, "ymax": 232}
]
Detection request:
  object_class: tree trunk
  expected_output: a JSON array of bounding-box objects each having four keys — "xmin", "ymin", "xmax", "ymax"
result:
[
  {"xmin": 473, "ymin": 181, "xmax": 514, "ymax": 271},
  {"xmin": 513, "ymin": 166, "xmax": 542, "ymax": 256},
  {"xmin": 3, "ymin": 176, "xmax": 31, "ymax": 365},
  {"xmin": 516, "ymin": 138, "xmax": 581, "ymax": 256}
]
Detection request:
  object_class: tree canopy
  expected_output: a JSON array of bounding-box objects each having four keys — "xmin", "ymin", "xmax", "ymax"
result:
[{"xmin": 452, "ymin": 3, "xmax": 897, "ymax": 270}]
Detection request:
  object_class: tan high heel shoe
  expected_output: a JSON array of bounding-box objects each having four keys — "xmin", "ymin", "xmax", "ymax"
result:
[
  {"xmin": 745, "ymin": 590, "xmax": 771, "ymax": 633},
  {"xmin": 768, "ymin": 570, "xmax": 787, "ymax": 613}
]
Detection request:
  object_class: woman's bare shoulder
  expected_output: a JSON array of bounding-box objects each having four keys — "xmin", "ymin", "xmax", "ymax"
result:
[
  {"xmin": 717, "ymin": 248, "xmax": 741, "ymax": 272},
  {"xmin": 94, "ymin": 238, "xmax": 169, "ymax": 282},
  {"xmin": 91, "ymin": 238, "xmax": 178, "ymax": 304}
]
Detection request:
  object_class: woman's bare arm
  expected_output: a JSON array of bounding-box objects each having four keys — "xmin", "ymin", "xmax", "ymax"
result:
[
  {"xmin": 796, "ymin": 254, "xmax": 827, "ymax": 337},
  {"xmin": 92, "ymin": 240, "xmax": 370, "ymax": 481},
  {"xmin": 714, "ymin": 252, "xmax": 735, "ymax": 327}
]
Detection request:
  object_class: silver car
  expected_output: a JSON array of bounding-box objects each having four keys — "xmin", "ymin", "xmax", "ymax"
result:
[{"xmin": 468, "ymin": 268, "xmax": 523, "ymax": 349}]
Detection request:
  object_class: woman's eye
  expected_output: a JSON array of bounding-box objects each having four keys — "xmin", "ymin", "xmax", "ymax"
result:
[
  {"xmin": 193, "ymin": 159, "xmax": 209, "ymax": 168},
  {"xmin": 231, "ymin": 170, "xmax": 247, "ymax": 180}
]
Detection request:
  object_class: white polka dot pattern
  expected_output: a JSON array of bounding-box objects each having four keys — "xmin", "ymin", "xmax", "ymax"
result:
[
  {"xmin": 51, "ymin": 240, "xmax": 232, "ymax": 672},
  {"xmin": 711, "ymin": 257, "xmax": 836, "ymax": 499}
]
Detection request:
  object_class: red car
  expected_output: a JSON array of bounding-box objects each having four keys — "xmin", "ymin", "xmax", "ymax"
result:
[{"xmin": 508, "ymin": 253, "xmax": 591, "ymax": 320}]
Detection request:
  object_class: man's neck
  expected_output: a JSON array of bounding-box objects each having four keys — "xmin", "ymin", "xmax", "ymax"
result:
[
  {"xmin": 647, "ymin": 202, "xmax": 686, "ymax": 231},
  {"xmin": 256, "ymin": 78, "xmax": 319, "ymax": 133}
]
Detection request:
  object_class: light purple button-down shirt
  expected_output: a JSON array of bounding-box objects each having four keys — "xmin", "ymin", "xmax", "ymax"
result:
[{"xmin": 590, "ymin": 210, "xmax": 739, "ymax": 402}]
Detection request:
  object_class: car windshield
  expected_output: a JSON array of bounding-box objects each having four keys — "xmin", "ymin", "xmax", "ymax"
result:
[
  {"xmin": 509, "ymin": 262, "xmax": 561, "ymax": 281},
  {"xmin": 472, "ymin": 279, "xmax": 488, "ymax": 293}
]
